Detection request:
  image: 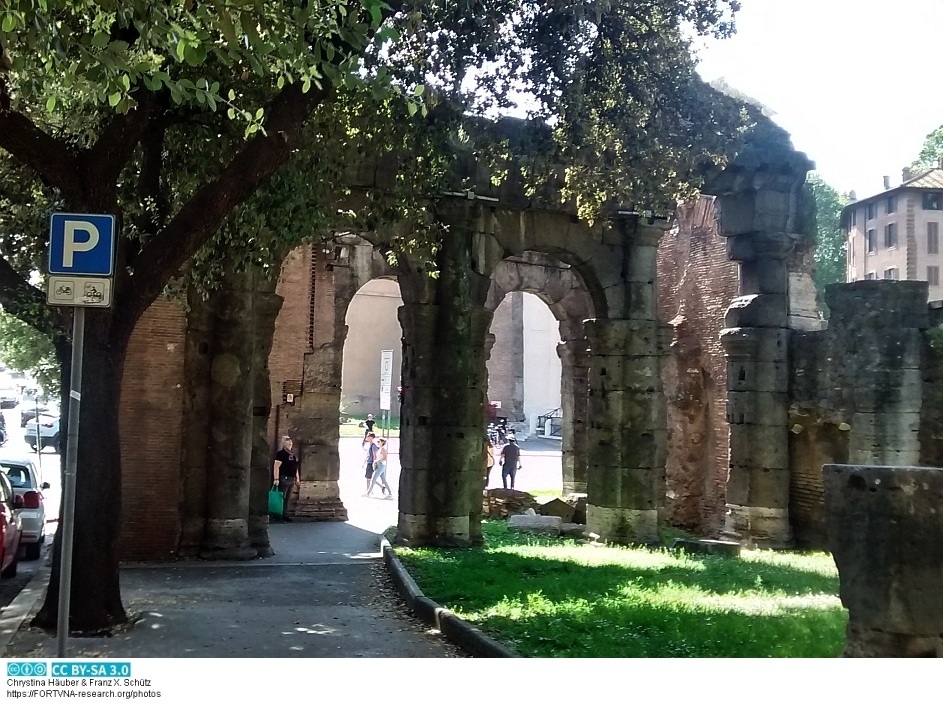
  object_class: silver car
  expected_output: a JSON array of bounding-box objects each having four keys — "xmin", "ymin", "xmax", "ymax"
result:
[{"xmin": 1, "ymin": 458, "xmax": 49, "ymax": 560}]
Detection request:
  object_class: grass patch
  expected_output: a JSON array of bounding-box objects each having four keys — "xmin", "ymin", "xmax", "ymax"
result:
[
  {"xmin": 395, "ymin": 521, "xmax": 846, "ymax": 657},
  {"xmin": 340, "ymin": 414, "xmax": 400, "ymax": 437}
]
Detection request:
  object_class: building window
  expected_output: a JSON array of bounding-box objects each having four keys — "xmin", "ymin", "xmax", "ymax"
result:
[
  {"xmin": 851, "ymin": 210, "xmax": 857, "ymax": 227},
  {"xmin": 886, "ymin": 195, "xmax": 896, "ymax": 214},
  {"xmin": 884, "ymin": 268, "xmax": 898, "ymax": 280},
  {"xmin": 929, "ymin": 222, "xmax": 939, "ymax": 254},
  {"xmin": 884, "ymin": 223, "xmax": 898, "ymax": 248},
  {"xmin": 923, "ymin": 192, "xmax": 943, "ymax": 210},
  {"xmin": 867, "ymin": 202, "xmax": 877, "ymax": 219},
  {"xmin": 865, "ymin": 271, "xmax": 877, "ymax": 280},
  {"xmin": 929, "ymin": 266, "xmax": 941, "ymax": 286},
  {"xmin": 867, "ymin": 229, "xmax": 877, "ymax": 253}
]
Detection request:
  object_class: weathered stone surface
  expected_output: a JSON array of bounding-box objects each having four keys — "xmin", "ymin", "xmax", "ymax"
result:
[
  {"xmin": 824, "ymin": 464, "xmax": 943, "ymax": 657},
  {"xmin": 560, "ymin": 523, "xmax": 587, "ymax": 538},
  {"xmin": 586, "ymin": 504, "xmax": 659, "ymax": 544},
  {"xmin": 563, "ymin": 493, "xmax": 587, "ymax": 524},
  {"xmin": 536, "ymin": 497, "xmax": 576, "ymax": 523},
  {"xmin": 722, "ymin": 504, "xmax": 792, "ymax": 548},
  {"xmin": 670, "ymin": 538, "xmax": 741, "ymax": 558},
  {"xmin": 508, "ymin": 514, "xmax": 562, "ymax": 536},
  {"xmin": 724, "ymin": 294, "xmax": 788, "ymax": 329}
]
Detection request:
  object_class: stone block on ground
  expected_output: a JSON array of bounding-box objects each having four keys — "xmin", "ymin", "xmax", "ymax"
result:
[
  {"xmin": 563, "ymin": 493, "xmax": 587, "ymax": 524},
  {"xmin": 483, "ymin": 489, "xmax": 540, "ymax": 518},
  {"xmin": 537, "ymin": 497, "xmax": 576, "ymax": 523},
  {"xmin": 670, "ymin": 538, "xmax": 741, "ymax": 557},
  {"xmin": 508, "ymin": 514, "xmax": 562, "ymax": 536},
  {"xmin": 560, "ymin": 523, "xmax": 586, "ymax": 538}
]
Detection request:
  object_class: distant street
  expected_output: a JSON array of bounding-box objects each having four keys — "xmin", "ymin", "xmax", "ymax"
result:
[
  {"xmin": 0, "ymin": 404, "xmax": 59, "ymax": 609},
  {"xmin": 0, "ymin": 421, "xmax": 563, "ymax": 609}
]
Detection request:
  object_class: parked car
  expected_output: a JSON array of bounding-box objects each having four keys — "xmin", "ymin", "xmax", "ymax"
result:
[
  {"xmin": 1, "ymin": 458, "xmax": 49, "ymax": 560},
  {"xmin": 20, "ymin": 403, "xmax": 55, "ymax": 428},
  {"xmin": 23, "ymin": 415, "xmax": 60, "ymax": 452},
  {"xmin": 0, "ymin": 472, "xmax": 22, "ymax": 577},
  {"xmin": 0, "ymin": 385, "xmax": 17, "ymax": 409}
]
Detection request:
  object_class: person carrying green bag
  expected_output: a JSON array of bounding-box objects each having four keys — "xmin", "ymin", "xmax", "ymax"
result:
[{"xmin": 272, "ymin": 436, "xmax": 300, "ymax": 522}]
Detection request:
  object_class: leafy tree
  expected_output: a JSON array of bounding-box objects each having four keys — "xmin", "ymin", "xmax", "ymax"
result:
[
  {"xmin": 912, "ymin": 125, "xmax": 943, "ymax": 170},
  {"xmin": 808, "ymin": 173, "xmax": 849, "ymax": 314},
  {"xmin": 0, "ymin": 309, "xmax": 60, "ymax": 396},
  {"xmin": 0, "ymin": 0, "xmax": 747, "ymax": 633}
]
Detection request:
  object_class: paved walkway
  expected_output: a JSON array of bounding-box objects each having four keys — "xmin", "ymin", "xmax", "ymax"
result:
[
  {"xmin": 0, "ymin": 435, "xmax": 562, "ymax": 658},
  {"xmin": 1, "ymin": 520, "xmax": 461, "ymax": 658}
]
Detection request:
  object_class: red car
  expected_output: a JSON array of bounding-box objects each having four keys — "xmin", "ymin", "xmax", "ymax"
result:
[{"xmin": 0, "ymin": 472, "xmax": 23, "ymax": 578}]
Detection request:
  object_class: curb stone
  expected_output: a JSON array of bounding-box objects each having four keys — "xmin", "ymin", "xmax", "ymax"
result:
[
  {"xmin": 381, "ymin": 537, "xmax": 520, "ymax": 658},
  {"xmin": 0, "ymin": 563, "xmax": 50, "ymax": 656}
]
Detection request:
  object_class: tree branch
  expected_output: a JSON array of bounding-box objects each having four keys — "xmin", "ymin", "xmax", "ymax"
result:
[
  {"xmin": 123, "ymin": 82, "xmax": 331, "ymax": 326},
  {"xmin": 0, "ymin": 77, "xmax": 84, "ymax": 203},
  {"xmin": 0, "ymin": 257, "xmax": 68, "ymax": 342},
  {"xmin": 82, "ymin": 94, "xmax": 153, "ymax": 205}
]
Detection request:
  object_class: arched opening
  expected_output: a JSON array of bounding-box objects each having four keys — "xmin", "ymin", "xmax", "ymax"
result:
[
  {"xmin": 339, "ymin": 276, "xmax": 404, "ymax": 526},
  {"xmin": 485, "ymin": 251, "xmax": 597, "ymax": 497},
  {"xmin": 486, "ymin": 290, "xmax": 563, "ymax": 493}
]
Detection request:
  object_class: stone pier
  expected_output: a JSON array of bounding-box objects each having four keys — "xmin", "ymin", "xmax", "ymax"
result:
[
  {"xmin": 824, "ymin": 463, "xmax": 943, "ymax": 657},
  {"xmin": 559, "ymin": 338, "xmax": 590, "ymax": 494},
  {"xmin": 719, "ymin": 239, "xmax": 793, "ymax": 548},
  {"xmin": 395, "ymin": 202, "xmax": 493, "ymax": 546},
  {"xmin": 585, "ymin": 222, "xmax": 667, "ymax": 544}
]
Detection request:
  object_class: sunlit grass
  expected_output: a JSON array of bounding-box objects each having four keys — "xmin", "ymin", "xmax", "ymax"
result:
[{"xmin": 395, "ymin": 521, "xmax": 846, "ymax": 657}]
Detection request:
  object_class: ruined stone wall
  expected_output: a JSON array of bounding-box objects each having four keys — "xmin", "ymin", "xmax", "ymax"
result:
[
  {"xmin": 921, "ymin": 303, "xmax": 943, "ymax": 468},
  {"xmin": 657, "ymin": 197, "xmax": 739, "ymax": 534},
  {"xmin": 268, "ymin": 245, "xmax": 312, "ymax": 440},
  {"xmin": 486, "ymin": 292, "xmax": 523, "ymax": 420},
  {"xmin": 118, "ymin": 299, "xmax": 187, "ymax": 561},
  {"xmin": 790, "ymin": 281, "xmax": 931, "ymax": 549}
]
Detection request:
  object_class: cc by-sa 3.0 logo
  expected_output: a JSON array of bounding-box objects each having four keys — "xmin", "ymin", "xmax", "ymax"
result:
[{"xmin": 6, "ymin": 661, "xmax": 47, "ymax": 676}]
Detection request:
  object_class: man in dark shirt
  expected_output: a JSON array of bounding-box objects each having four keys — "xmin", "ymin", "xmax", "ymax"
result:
[
  {"xmin": 500, "ymin": 435, "xmax": 522, "ymax": 490},
  {"xmin": 273, "ymin": 436, "xmax": 300, "ymax": 522}
]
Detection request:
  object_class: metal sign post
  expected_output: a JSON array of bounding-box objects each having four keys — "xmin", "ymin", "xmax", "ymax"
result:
[
  {"xmin": 46, "ymin": 212, "xmax": 116, "ymax": 658},
  {"xmin": 379, "ymin": 350, "xmax": 393, "ymax": 438}
]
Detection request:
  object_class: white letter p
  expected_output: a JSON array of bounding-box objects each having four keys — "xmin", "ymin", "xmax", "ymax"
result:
[{"xmin": 62, "ymin": 221, "xmax": 100, "ymax": 268}]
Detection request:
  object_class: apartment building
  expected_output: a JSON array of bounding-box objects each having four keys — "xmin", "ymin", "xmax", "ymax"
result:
[{"xmin": 842, "ymin": 163, "xmax": 943, "ymax": 302}]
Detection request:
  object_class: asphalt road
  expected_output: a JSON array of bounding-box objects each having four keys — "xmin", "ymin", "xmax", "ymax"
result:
[{"xmin": 0, "ymin": 404, "xmax": 59, "ymax": 610}]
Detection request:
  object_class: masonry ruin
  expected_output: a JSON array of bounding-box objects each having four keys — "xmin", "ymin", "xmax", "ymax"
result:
[{"xmin": 111, "ymin": 113, "xmax": 943, "ymax": 593}]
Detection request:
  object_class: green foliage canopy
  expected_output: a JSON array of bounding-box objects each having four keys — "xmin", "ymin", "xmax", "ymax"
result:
[
  {"xmin": 808, "ymin": 173, "xmax": 849, "ymax": 313},
  {"xmin": 913, "ymin": 124, "xmax": 943, "ymax": 170}
]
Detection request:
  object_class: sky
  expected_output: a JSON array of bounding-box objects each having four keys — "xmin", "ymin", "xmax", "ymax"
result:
[{"xmin": 693, "ymin": 0, "xmax": 943, "ymax": 197}]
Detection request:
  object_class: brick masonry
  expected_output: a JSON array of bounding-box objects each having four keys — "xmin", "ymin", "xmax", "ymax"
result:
[
  {"xmin": 118, "ymin": 299, "xmax": 187, "ymax": 561},
  {"xmin": 657, "ymin": 197, "xmax": 739, "ymax": 534}
]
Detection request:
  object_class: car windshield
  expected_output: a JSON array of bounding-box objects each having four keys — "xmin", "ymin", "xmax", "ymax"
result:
[{"xmin": 2, "ymin": 464, "xmax": 33, "ymax": 488}]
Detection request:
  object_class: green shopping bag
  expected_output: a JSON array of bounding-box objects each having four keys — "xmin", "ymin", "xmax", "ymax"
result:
[{"xmin": 268, "ymin": 484, "xmax": 284, "ymax": 516}]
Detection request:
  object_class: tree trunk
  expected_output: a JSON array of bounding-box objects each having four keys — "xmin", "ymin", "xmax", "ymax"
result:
[{"xmin": 33, "ymin": 311, "xmax": 131, "ymax": 633}]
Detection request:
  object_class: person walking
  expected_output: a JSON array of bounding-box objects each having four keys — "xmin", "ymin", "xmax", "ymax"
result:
[
  {"xmin": 366, "ymin": 438, "xmax": 392, "ymax": 498},
  {"xmin": 483, "ymin": 439, "xmax": 495, "ymax": 491},
  {"xmin": 272, "ymin": 436, "xmax": 300, "ymax": 522},
  {"xmin": 500, "ymin": 434, "xmax": 521, "ymax": 490},
  {"xmin": 362, "ymin": 432, "xmax": 378, "ymax": 493},
  {"xmin": 364, "ymin": 413, "xmax": 376, "ymax": 439}
]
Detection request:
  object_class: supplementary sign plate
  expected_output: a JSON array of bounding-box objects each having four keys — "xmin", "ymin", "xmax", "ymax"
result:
[{"xmin": 46, "ymin": 275, "xmax": 113, "ymax": 307}]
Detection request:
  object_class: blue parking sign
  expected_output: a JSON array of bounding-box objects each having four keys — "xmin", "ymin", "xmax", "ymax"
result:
[{"xmin": 48, "ymin": 213, "xmax": 116, "ymax": 276}]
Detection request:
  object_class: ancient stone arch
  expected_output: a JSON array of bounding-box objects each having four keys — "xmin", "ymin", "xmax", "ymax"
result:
[
  {"xmin": 114, "ymin": 115, "xmax": 840, "ymax": 559},
  {"xmin": 486, "ymin": 251, "xmax": 595, "ymax": 494}
]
